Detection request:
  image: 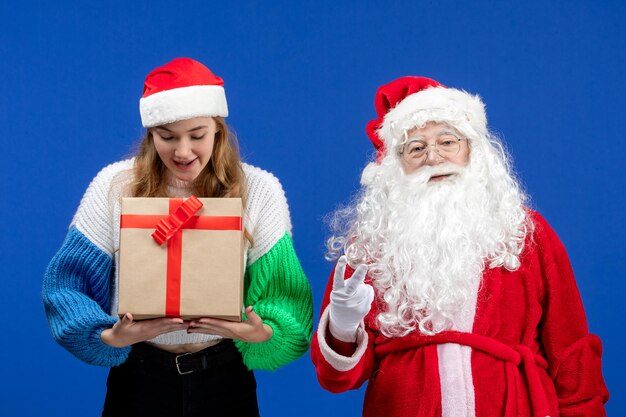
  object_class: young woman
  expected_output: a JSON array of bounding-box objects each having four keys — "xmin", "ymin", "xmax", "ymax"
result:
[{"xmin": 42, "ymin": 57, "xmax": 313, "ymax": 417}]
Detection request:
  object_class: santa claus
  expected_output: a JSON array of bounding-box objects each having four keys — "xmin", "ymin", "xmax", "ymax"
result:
[{"xmin": 311, "ymin": 77, "xmax": 608, "ymax": 417}]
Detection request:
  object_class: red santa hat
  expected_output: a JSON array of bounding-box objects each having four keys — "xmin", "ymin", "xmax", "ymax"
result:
[
  {"xmin": 365, "ymin": 76, "xmax": 487, "ymax": 163},
  {"xmin": 139, "ymin": 58, "xmax": 228, "ymax": 128}
]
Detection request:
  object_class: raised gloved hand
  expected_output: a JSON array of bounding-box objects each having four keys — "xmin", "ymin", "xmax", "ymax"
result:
[{"xmin": 328, "ymin": 256, "xmax": 374, "ymax": 343}]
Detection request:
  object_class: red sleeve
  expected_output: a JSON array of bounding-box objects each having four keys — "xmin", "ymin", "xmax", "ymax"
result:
[
  {"xmin": 310, "ymin": 262, "xmax": 377, "ymax": 393},
  {"xmin": 532, "ymin": 212, "xmax": 609, "ymax": 416}
]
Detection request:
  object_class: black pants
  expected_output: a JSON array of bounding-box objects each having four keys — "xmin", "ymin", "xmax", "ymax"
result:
[{"xmin": 102, "ymin": 340, "xmax": 259, "ymax": 417}]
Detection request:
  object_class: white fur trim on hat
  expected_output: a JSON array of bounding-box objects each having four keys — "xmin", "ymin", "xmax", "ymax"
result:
[
  {"xmin": 140, "ymin": 85, "xmax": 228, "ymax": 128},
  {"xmin": 378, "ymin": 86, "xmax": 487, "ymax": 151}
]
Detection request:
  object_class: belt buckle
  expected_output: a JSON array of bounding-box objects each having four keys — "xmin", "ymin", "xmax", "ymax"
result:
[{"xmin": 175, "ymin": 352, "xmax": 193, "ymax": 375}]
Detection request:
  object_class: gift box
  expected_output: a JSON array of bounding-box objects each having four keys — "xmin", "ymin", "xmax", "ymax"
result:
[{"xmin": 118, "ymin": 196, "xmax": 243, "ymax": 321}]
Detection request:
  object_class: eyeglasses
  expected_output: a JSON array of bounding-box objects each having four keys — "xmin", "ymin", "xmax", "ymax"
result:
[{"xmin": 399, "ymin": 134, "xmax": 464, "ymax": 164}]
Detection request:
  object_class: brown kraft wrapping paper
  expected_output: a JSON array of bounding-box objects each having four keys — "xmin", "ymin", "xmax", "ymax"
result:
[{"xmin": 118, "ymin": 197, "xmax": 243, "ymax": 321}]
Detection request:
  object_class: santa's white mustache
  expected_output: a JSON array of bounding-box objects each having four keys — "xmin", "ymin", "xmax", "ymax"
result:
[{"xmin": 405, "ymin": 163, "xmax": 465, "ymax": 185}]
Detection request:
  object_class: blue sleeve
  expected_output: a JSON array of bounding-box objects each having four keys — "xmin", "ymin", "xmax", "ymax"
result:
[{"xmin": 42, "ymin": 226, "xmax": 130, "ymax": 367}]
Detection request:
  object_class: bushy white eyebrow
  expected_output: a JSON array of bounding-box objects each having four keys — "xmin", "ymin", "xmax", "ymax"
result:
[{"xmin": 408, "ymin": 129, "xmax": 459, "ymax": 141}]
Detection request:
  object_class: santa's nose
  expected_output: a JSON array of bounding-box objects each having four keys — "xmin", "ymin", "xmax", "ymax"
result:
[{"xmin": 423, "ymin": 147, "xmax": 444, "ymax": 165}]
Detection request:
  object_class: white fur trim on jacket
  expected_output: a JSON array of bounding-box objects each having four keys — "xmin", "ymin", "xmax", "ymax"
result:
[
  {"xmin": 140, "ymin": 85, "xmax": 228, "ymax": 127},
  {"xmin": 316, "ymin": 306, "xmax": 369, "ymax": 372}
]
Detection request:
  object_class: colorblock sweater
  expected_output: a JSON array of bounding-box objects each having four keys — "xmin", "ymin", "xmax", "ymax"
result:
[
  {"xmin": 43, "ymin": 159, "xmax": 313, "ymax": 370},
  {"xmin": 311, "ymin": 211, "xmax": 608, "ymax": 417}
]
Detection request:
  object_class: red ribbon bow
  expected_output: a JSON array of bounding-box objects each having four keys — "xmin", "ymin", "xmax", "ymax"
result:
[{"xmin": 152, "ymin": 195, "xmax": 203, "ymax": 245}]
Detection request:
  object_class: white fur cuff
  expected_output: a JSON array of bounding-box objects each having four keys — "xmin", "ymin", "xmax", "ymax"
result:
[{"xmin": 317, "ymin": 307, "xmax": 369, "ymax": 372}]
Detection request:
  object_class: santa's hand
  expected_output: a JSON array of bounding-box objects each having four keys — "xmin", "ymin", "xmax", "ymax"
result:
[{"xmin": 328, "ymin": 256, "xmax": 374, "ymax": 343}]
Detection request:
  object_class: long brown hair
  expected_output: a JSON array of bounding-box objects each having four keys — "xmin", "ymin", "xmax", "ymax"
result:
[
  {"xmin": 130, "ymin": 117, "xmax": 245, "ymax": 200},
  {"xmin": 129, "ymin": 117, "xmax": 251, "ymax": 242}
]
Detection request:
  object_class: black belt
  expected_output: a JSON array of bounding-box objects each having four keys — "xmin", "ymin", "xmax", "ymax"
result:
[{"xmin": 129, "ymin": 339, "xmax": 241, "ymax": 375}]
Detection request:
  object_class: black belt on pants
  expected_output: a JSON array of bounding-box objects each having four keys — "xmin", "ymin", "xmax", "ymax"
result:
[{"xmin": 129, "ymin": 339, "xmax": 240, "ymax": 375}]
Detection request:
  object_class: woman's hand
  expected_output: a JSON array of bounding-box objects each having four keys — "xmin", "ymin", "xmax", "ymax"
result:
[
  {"xmin": 187, "ymin": 306, "xmax": 273, "ymax": 343},
  {"xmin": 100, "ymin": 313, "xmax": 188, "ymax": 348}
]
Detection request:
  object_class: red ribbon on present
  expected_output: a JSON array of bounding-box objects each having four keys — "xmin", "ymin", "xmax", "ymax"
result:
[
  {"xmin": 120, "ymin": 196, "xmax": 242, "ymax": 317},
  {"xmin": 152, "ymin": 196, "xmax": 204, "ymax": 245}
]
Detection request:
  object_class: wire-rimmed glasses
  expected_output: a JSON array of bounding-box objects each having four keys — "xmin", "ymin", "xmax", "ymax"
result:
[{"xmin": 399, "ymin": 134, "xmax": 464, "ymax": 166}]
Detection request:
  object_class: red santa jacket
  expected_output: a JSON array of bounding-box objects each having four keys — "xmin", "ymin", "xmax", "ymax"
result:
[{"xmin": 311, "ymin": 211, "xmax": 608, "ymax": 417}]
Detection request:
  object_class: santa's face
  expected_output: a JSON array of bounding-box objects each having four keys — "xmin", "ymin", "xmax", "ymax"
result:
[{"xmin": 399, "ymin": 122, "xmax": 470, "ymax": 177}]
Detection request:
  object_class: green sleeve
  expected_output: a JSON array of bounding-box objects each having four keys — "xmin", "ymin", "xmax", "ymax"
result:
[{"xmin": 234, "ymin": 233, "xmax": 313, "ymax": 370}]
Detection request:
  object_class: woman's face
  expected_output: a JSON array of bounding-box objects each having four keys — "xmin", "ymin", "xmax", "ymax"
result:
[{"xmin": 152, "ymin": 117, "xmax": 217, "ymax": 182}]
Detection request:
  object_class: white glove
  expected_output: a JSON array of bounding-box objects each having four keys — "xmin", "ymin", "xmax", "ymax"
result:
[{"xmin": 328, "ymin": 256, "xmax": 374, "ymax": 343}]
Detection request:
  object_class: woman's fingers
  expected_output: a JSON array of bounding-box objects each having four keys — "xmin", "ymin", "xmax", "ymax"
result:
[
  {"xmin": 104, "ymin": 315, "xmax": 188, "ymax": 347},
  {"xmin": 192, "ymin": 318, "xmax": 236, "ymax": 333},
  {"xmin": 130, "ymin": 317, "xmax": 187, "ymax": 340},
  {"xmin": 188, "ymin": 310, "xmax": 270, "ymax": 343},
  {"xmin": 187, "ymin": 320, "xmax": 235, "ymax": 339},
  {"xmin": 244, "ymin": 306, "xmax": 263, "ymax": 325}
]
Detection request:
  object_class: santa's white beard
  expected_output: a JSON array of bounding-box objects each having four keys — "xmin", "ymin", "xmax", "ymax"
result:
[{"xmin": 341, "ymin": 159, "xmax": 527, "ymax": 337}]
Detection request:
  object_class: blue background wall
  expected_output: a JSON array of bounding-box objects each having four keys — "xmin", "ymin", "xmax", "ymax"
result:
[{"xmin": 1, "ymin": 1, "xmax": 624, "ymax": 415}]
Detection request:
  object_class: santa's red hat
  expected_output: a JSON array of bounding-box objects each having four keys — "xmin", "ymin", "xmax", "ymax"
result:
[
  {"xmin": 139, "ymin": 58, "xmax": 228, "ymax": 128},
  {"xmin": 366, "ymin": 76, "xmax": 487, "ymax": 162}
]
